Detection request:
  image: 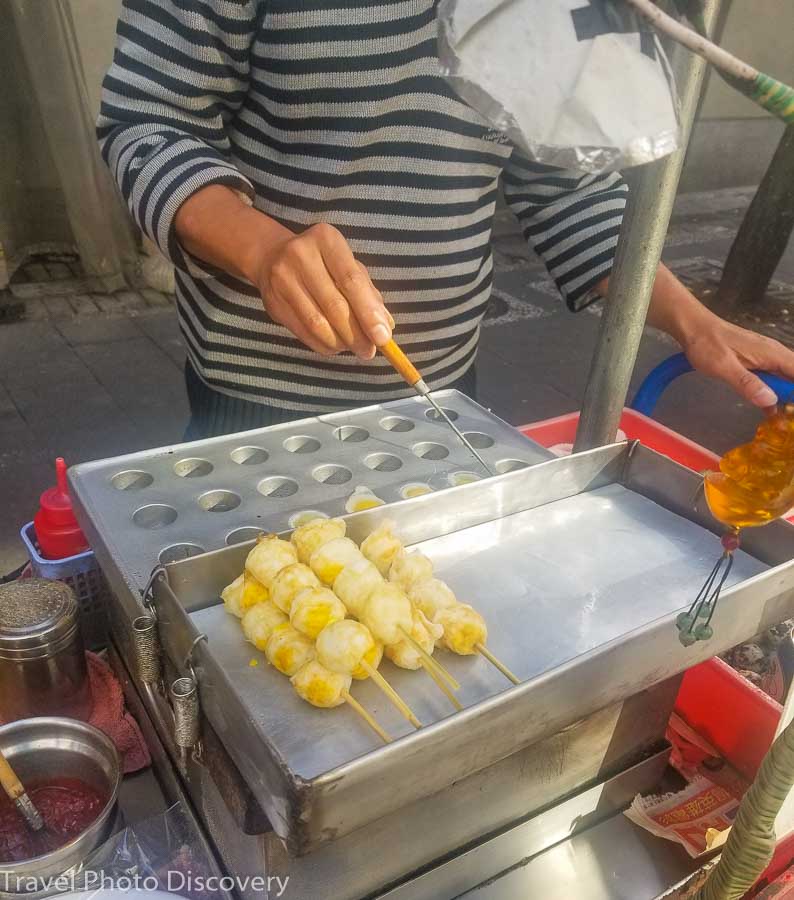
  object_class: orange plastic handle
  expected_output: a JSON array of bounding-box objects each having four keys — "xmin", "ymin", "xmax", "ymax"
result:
[{"xmin": 380, "ymin": 339, "xmax": 421, "ymax": 387}]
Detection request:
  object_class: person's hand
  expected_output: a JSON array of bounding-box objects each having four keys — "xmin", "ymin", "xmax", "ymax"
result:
[
  {"xmin": 637, "ymin": 263, "xmax": 794, "ymax": 408},
  {"xmin": 253, "ymin": 223, "xmax": 394, "ymax": 360},
  {"xmin": 680, "ymin": 314, "xmax": 794, "ymax": 408}
]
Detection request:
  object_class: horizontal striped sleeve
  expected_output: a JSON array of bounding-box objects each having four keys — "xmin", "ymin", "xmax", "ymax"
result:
[
  {"xmin": 502, "ymin": 151, "xmax": 629, "ymax": 311},
  {"xmin": 96, "ymin": 0, "xmax": 259, "ymax": 274}
]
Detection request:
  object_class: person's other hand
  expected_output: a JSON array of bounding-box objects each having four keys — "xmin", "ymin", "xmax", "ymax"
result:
[
  {"xmin": 253, "ymin": 223, "xmax": 394, "ymax": 360},
  {"xmin": 681, "ymin": 315, "xmax": 794, "ymax": 408}
]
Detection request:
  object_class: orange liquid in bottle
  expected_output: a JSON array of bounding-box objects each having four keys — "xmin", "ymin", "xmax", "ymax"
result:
[{"xmin": 704, "ymin": 403, "xmax": 794, "ymax": 529}]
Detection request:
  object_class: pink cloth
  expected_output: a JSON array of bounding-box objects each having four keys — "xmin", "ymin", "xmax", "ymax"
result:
[{"xmin": 86, "ymin": 651, "xmax": 151, "ymax": 774}]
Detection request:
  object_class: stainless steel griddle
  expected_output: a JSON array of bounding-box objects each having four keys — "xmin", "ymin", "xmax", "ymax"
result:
[{"xmin": 68, "ymin": 396, "xmax": 794, "ymax": 898}]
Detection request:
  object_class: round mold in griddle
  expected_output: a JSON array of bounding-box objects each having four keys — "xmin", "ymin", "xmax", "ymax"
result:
[
  {"xmin": 448, "ymin": 471, "xmax": 482, "ymax": 487},
  {"xmin": 258, "ymin": 476, "xmax": 300, "ymax": 499},
  {"xmin": 364, "ymin": 452, "xmax": 403, "ymax": 472},
  {"xmin": 132, "ymin": 504, "xmax": 178, "ymax": 529},
  {"xmin": 198, "ymin": 490, "xmax": 241, "ymax": 512},
  {"xmin": 425, "ymin": 407, "xmax": 459, "ymax": 422},
  {"xmin": 333, "ymin": 425, "xmax": 369, "ymax": 443},
  {"xmin": 174, "ymin": 458, "xmax": 214, "ymax": 478},
  {"xmin": 400, "ymin": 482, "xmax": 433, "ymax": 499},
  {"xmin": 289, "ymin": 510, "xmax": 329, "ymax": 529},
  {"xmin": 283, "ymin": 435, "xmax": 321, "ymax": 454},
  {"xmin": 412, "ymin": 442, "xmax": 450, "ymax": 461},
  {"xmin": 495, "ymin": 459, "xmax": 530, "ymax": 474},
  {"xmin": 312, "ymin": 464, "xmax": 353, "ymax": 485},
  {"xmin": 226, "ymin": 527, "xmax": 263, "ymax": 546},
  {"xmin": 159, "ymin": 542, "xmax": 206, "ymax": 564},
  {"xmin": 380, "ymin": 416, "xmax": 415, "ymax": 433},
  {"xmin": 463, "ymin": 432, "xmax": 495, "ymax": 449},
  {"xmin": 111, "ymin": 470, "xmax": 154, "ymax": 491},
  {"xmin": 230, "ymin": 446, "xmax": 269, "ymax": 466}
]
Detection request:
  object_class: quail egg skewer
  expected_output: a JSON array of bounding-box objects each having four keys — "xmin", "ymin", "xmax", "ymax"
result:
[
  {"xmin": 223, "ymin": 528, "xmax": 396, "ymax": 742},
  {"xmin": 364, "ymin": 524, "xmax": 518, "ymax": 686},
  {"xmin": 315, "ymin": 619, "xmax": 420, "ymax": 727},
  {"xmin": 385, "ymin": 607, "xmax": 462, "ymax": 711},
  {"xmin": 291, "ymin": 660, "xmax": 391, "ymax": 743},
  {"xmin": 307, "ymin": 529, "xmax": 454, "ymax": 713}
]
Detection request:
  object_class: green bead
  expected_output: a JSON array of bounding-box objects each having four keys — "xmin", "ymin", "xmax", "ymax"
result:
[
  {"xmin": 679, "ymin": 629, "xmax": 697, "ymax": 647},
  {"xmin": 677, "ymin": 613, "xmax": 695, "ymax": 631},
  {"xmin": 695, "ymin": 624, "xmax": 714, "ymax": 642}
]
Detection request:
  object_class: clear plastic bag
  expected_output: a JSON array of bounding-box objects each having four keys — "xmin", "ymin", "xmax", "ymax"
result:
[
  {"xmin": 2, "ymin": 804, "xmax": 226, "ymax": 899},
  {"xmin": 437, "ymin": 0, "xmax": 681, "ymax": 173}
]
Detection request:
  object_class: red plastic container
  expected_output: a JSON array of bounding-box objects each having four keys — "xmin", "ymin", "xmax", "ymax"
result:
[{"xmin": 33, "ymin": 458, "xmax": 89, "ymax": 560}]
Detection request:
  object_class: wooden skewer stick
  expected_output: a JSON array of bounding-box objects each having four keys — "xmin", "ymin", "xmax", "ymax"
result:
[
  {"xmin": 420, "ymin": 660, "xmax": 462, "ymax": 711},
  {"xmin": 342, "ymin": 690, "xmax": 392, "ymax": 743},
  {"xmin": 399, "ymin": 627, "xmax": 460, "ymax": 690},
  {"xmin": 475, "ymin": 643, "xmax": 520, "ymax": 685},
  {"xmin": 361, "ymin": 660, "xmax": 422, "ymax": 728}
]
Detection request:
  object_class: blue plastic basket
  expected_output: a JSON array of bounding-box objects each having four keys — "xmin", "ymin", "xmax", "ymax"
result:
[{"xmin": 20, "ymin": 522, "xmax": 109, "ymax": 651}]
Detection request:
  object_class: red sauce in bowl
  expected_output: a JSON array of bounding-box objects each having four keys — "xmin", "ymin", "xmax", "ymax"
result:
[{"xmin": 0, "ymin": 777, "xmax": 108, "ymax": 863}]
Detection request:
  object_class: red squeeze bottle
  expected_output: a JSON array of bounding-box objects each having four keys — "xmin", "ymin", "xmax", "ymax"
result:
[{"xmin": 33, "ymin": 458, "xmax": 89, "ymax": 559}]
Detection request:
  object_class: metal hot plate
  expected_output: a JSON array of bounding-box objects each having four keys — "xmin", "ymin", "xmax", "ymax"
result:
[
  {"xmin": 135, "ymin": 443, "xmax": 794, "ymax": 855},
  {"xmin": 69, "ymin": 390, "xmax": 548, "ymax": 593}
]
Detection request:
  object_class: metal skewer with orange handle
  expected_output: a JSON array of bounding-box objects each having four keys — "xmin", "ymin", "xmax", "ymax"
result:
[{"xmin": 380, "ymin": 339, "xmax": 494, "ymax": 476}]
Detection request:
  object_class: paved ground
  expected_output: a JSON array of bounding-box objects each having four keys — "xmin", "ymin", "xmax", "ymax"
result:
[{"xmin": 1, "ymin": 186, "xmax": 793, "ymax": 573}]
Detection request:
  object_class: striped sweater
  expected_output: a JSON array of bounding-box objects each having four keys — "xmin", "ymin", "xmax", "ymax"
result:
[{"xmin": 98, "ymin": 0, "xmax": 629, "ymax": 412}]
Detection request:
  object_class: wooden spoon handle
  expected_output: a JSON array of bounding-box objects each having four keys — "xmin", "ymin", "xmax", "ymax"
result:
[{"xmin": 0, "ymin": 749, "xmax": 26, "ymax": 802}]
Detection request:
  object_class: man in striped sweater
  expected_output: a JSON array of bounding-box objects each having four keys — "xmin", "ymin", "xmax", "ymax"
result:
[{"xmin": 99, "ymin": 0, "xmax": 794, "ymax": 439}]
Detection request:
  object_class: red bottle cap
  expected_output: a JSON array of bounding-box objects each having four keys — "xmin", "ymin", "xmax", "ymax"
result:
[{"xmin": 33, "ymin": 458, "xmax": 89, "ymax": 559}]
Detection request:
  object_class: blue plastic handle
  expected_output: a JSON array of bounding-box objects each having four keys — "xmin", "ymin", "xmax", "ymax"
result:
[{"xmin": 630, "ymin": 352, "xmax": 794, "ymax": 418}]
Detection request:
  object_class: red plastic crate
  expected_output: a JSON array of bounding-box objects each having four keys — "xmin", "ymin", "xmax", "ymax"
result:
[{"xmin": 520, "ymin": 407, "xmax": 720, "ymax": 472}]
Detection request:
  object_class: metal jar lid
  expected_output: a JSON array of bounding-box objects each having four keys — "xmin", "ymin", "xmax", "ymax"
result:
[{"xmin": 0, "ymin": 578, "xmax": 80, "ymax": 660}]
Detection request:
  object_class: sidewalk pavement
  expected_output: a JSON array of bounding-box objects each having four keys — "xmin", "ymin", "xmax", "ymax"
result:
[{"xmin": 1, "ymin": 186, "xmax": 793, "ymax": 574}]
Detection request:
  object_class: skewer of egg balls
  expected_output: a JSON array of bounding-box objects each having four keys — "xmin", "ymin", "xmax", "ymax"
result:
[
  {"xmin": 302, "ymin": 518, "xmax": 464, "ymax": 710},
  {"xmin": 221, "ymin": 534, "xmax": 391, "ymax": 742},
  {"xmin": 362, "ymin": 522, "xmax": 520, "ymax": 685},
  {"xmin": 223, "ymin": 528, "xmax": 422, "ymax": 736}
]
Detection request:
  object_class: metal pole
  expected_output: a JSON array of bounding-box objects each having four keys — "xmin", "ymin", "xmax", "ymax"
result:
[{"xmin": 573, "ymin": 0, "xmax": 725, "ymax": 452}]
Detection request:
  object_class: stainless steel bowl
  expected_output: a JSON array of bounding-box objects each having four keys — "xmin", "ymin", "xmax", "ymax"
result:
[{"xmin": 0, "ymin": 717, "xmax": 120, "ymax": 888}]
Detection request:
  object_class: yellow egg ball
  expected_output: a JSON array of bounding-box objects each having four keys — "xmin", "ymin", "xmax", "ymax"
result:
[
  {"xmin": 316, "ymin": 619, "xmax": 374, "ymax": 675},
  {"xmin": 361, "ymin": 520, "xmax": 403, "ymax": 576},
  {"xmin": 265, "ymin": 623, "xmax": 315, "ymax": 676},
  {"xmin": 408, "ymin": 578, "xmax": 458, "ymax": 620},
  {"xmin": 290, "ymin": 587, "xmax": 347, "ymax": 640},
  {"xmin": 291, "ymin": 517, "xmax": 346, "ymax": 565},
  {"xmin": 389, "ymin": 550, "xmax": 434, "ymax": 591},
  {"xmin": 241, "ymin": 601, "xmax": 287, "ymax": 651},
  {"xmin": 240, "ymin": 573, "xmax": 270, "ymax": 613},
  {"xmin": 270, "ymin": 563, "xmax": 320, "ymax": 614},
  {"xmin": 434, "ymin": 604, "xmax": 487, "ymax": 656},
  {"xmin": 333, "ymin": 558, "xmax": 383, "ymax": 619},
  {"xmin": 310, "ymin": 537, "xmax": 364, "ymax": 585},
  {"xmin": 291, "ymin": 660, "xmax": 351, "ymax": 709},
  {"xmin": 245, "ymin": 534, "xmax": 298, "ymax": 587},
  {"xmin": 220, "ymin": 573, "xmax": 245, "ymax": 618}
]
